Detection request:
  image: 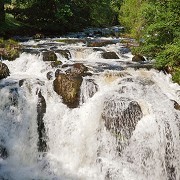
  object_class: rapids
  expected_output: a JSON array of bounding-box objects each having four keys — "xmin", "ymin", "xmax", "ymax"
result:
[{"xmin": 0, "ymin": 37, "xmax": 179, "ymax": 180}]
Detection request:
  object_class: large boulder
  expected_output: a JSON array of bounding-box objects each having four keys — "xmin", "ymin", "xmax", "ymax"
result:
[
  {"xmin": 53, "ymin": 63, "xmax": 90, "ymax": 108},
  {"xmin": 42, "ymin": 51, "xmax": 57, "ymax": 61},
  {"xmin": 132, "ymin": 54, "xmax": 146, "ymax": 62},
  {"xmin": 53, "ymin": 73, "xmax": 83, "ymax": 108},
  {"xmin": 0, "ymin": 62, "xmax": 10, "ymax": 80},
  {"xmin": 101, "ymin": 52, "xmax": 119, "ymax": 59},
  {"xmin": 102, "ymin": 96, "xmax": 143, "ymax": 154}
]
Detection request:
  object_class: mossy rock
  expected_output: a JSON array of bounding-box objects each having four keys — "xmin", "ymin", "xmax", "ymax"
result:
[
  {"xmin": 0, "ymin": 62, "xmax": 10, "ymax": 80},
  {"xmin": 0, "ymin": 38, "xmax": 21, "ymax": 61},
  {"xmin": 51, "ymin": 60, "xmax": 62, "ymax": 68},
  {"xmin": 42, "ymin": 51, "xmax": 57, "ymax": 61}
]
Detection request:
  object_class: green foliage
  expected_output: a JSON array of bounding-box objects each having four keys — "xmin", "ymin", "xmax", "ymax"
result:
[{"xmin": 120, "ymin": 0, "xmax": 180, "ymax": 84}]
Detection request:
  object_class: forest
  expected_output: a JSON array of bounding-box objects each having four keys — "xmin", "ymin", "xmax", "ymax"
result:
[{"xmin": 0, "ymin": 0, "xmax": 179, "ymax": 83}]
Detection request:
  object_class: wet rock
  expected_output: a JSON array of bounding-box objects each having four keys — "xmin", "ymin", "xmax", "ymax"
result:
[
  {"xmin": 21, "ymin": 48, "xmax": 40, "ymax": 55},
  {"xmin": 62, "ymin": 64, "xmax": 72, "ymax": 69},
  {"xmin": 9, "ymin": 88, "xmax": 19, "ymax": 106},
  {"xmin": 37, "ymin": 90, "xmax": 47, "ymax": 152},
  {"xmin": 42, "ymin": 51, "xmax": 57, "ymax": 61},
  {"xmin": 119, "ymin": 47, "xmax": 131, "ymax": 54},
  {"xmin": 53, "ymin": 63, "xmax": 90, "ymax": 108},
  {"xmin": 171, "ymin": 100, "xmax": 180, "ymax": 111},
  {"xmin": 51, "ymin": 60, "xmax": 62, "ymax": 68},
  {"xmin": 53, "ymin": 73, "xmax": 83, "ymax": 108},
  {"xmin": 132, "ymin": 54, "xmax": 146, "ymax": 62},
  {"xmin": 80, "ymin": 78, "xmax": 98, "ymax": 104},
  {"xmin": 55, "ymin": 69, "xmax": 63, "ymax": 77},
  {"xmin": 66, "ymin": 63, "xmax": 88, "ymax": 76},
  {"xmin": 102, "ymin": 96, "xmax": 143, "ymax": 154},
  {"xmin": 55, "ymin": 49, "xmax": 71, "ymax": 59},
  {"xmin": 87, "ymin": 40, "xmax": 115, "ymax": 47},
  {"xmin": 0, "ymin": 145, "xmax": 8, "ymax": 159},
  {"xmin": 101, "ymin": 52, "xmax": 119, "ymax": 59},
  {"xmin": 46, "ymin": 71, "xmax": 53, "ymax": 80},
  {"xmin": 0, "ymin": 62, "xmax": 10, "ymax": 80}
]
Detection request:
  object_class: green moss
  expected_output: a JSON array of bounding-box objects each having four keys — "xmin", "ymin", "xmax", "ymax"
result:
[{"xmin": 0, "ymin": 38, "xmax": 21, "ymax": 61}]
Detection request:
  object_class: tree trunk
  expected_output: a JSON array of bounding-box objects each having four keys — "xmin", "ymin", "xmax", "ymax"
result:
[{"xmin": 0, "ymin": 0, "xmax": 5, "ymax": 24}]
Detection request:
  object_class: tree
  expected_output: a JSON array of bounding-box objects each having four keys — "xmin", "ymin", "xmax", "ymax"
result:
[
  {"xmin": 0, "ymin": 0, "xmax": 5, "ymax": 24},
  {"xmin": 119, "ymin": 0, "xmax": 180, "ymax": 83}
]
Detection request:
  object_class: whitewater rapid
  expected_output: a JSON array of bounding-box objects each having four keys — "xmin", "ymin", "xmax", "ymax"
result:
[{"xmin": 0, "ymin": 38, "xmax": 180, "ymax": 180}]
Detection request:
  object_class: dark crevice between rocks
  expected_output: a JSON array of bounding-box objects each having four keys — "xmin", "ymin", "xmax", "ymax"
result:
[{"xmin": 36, "ymin": 90, "xmax": 47, "ymax": 152}]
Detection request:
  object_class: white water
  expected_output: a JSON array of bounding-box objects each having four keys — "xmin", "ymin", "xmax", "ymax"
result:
[{"xmin": 0, "ymin": 38, "xmax": 180, "ymax": 180}]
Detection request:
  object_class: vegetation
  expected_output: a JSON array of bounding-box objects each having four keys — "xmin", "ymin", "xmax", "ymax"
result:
[
  {"xmin": 0, "ymin": 0, "xmax": 179, "ymax": 83},
  {"xmin": 120, "ymin": 0, "xmax": 180, "ymax": 84},
  {"xmin": 0, "ymin": 38, "xmax": 21, "ymax": 60},
  {"xmin": 0, "ymin": 0, "xmax": 121, "ymax": 36}
]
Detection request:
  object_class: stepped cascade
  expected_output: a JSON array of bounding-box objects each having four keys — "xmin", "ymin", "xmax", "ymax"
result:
[{"xmin": 0, "ymin": 37, "xmax": 179, "ymax": 180}]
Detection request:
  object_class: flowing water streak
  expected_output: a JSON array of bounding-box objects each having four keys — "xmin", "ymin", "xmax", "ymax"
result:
[{"xmin": 0, "ymin": 38, "xmax": 179, "ymax": 179}]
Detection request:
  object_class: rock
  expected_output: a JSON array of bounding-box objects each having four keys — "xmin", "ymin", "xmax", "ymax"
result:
[
  {"xmin": 51, "ymin": 60, "xmax": 62, "ymax": 68},
  {"xmin": 37, "ymin": 90, "xmax": 47, "ymax": 152},
  {"xmin": 119, "ymin": 47, "xmax": 131, "ymax": 54},
  {"xmin": 53, "ymin": 63, "xmax": 89, "ymax": 108},
  {"xmin": 55, "ymin": 49, "xmax": 71, "ymax": 59},
  {"xmin": 80, "ymin": 78, "xmax": 98, "ymax": 104},
  {"xmin": 101, "ymin": 52, "xmax": 119, "ymax": 59},
  {"xmin": 53, "ymin": 73, "xmax": 83, "ymax": 108},
  {"xmin": 55, "ymin": 69, "xmax": 62, "ymax": 77},
  {"xmin": 0, "ymin": 62, "xmax": 10, "ymax": 80},
  {"xmin": 171, "ymin": 100, "xmax": 180, "ymax": 111},
  {"xmin": 42, "ymin": 51, "xmax": 57, "ymax": 61},
  {"xmin": 102, "ymin": 96, "xmax": 143, "ymax": 154},
  {"xmin": 21, "ymin": 48, "xmax": 40, "ymax": 55},
  {"xmin": 0, "ymin": 145, "xmax": 8, "ymax": 159},
  {"xmin": 33, "ymin": 33, "xmax": 44, "ymax": 39},
  {"xmin": 9, "ymin": 88, "xmax": 19, "ymax": 106},
  {"xmin": 87, "ymin": 40, "xmax": 115, "ymax": 47},
  {"xmin": 132, "ymin": 54, "xmax": 146, "ymax": 62},
  {"xmin": 46, "ymin": 71, "xmax": 53, "ymax": 80},
  {"xmin": 66, "ymin": 63, "xmax": 88, "ymax": 76}
]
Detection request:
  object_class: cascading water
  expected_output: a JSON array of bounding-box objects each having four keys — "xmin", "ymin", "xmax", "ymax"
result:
[{"xmin": 0, "ymin": 37, "xmax": 179, "ymax": 180}]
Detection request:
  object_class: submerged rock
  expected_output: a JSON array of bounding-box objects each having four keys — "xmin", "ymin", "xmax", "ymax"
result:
[
  {"xmin": 80, "ymin": 78, "xmax": 98, "ymax": 104},
  {"xmin": 101, "ymin": 52, "xmax": 119, "ymax": 59},
  {"xmin": 0, "ymin": 62, "xmax": 10, "ymax": 80},
  {"xmin": 42, "ymin": 51, "xmax": 57, "ymax": 61},
  {"xmin": 55, "ymin": 49, "xmax": 71, "ymax": 59},
  {"xmin": 37, "ymin": 90, "xmax": 47, "ymax": 152},
  {"xmin": 46, "ymin": 71, "xmax": 54, "ymax": 80},
  {"xmin": 171, "ymin": 100, "xmax": 180, "ymax": 111},
  {"xmin": 0, "ymin": 145, "xmax": 8, "ymax": 159},
  {"xmin": 102, "ymin": 96, "xmax": 143, "ymax": 154}
]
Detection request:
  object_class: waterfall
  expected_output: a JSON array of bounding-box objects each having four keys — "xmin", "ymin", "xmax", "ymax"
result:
[{"xmin": 0, "ymin": 38, "xmax": 179, "ymax": 180}]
